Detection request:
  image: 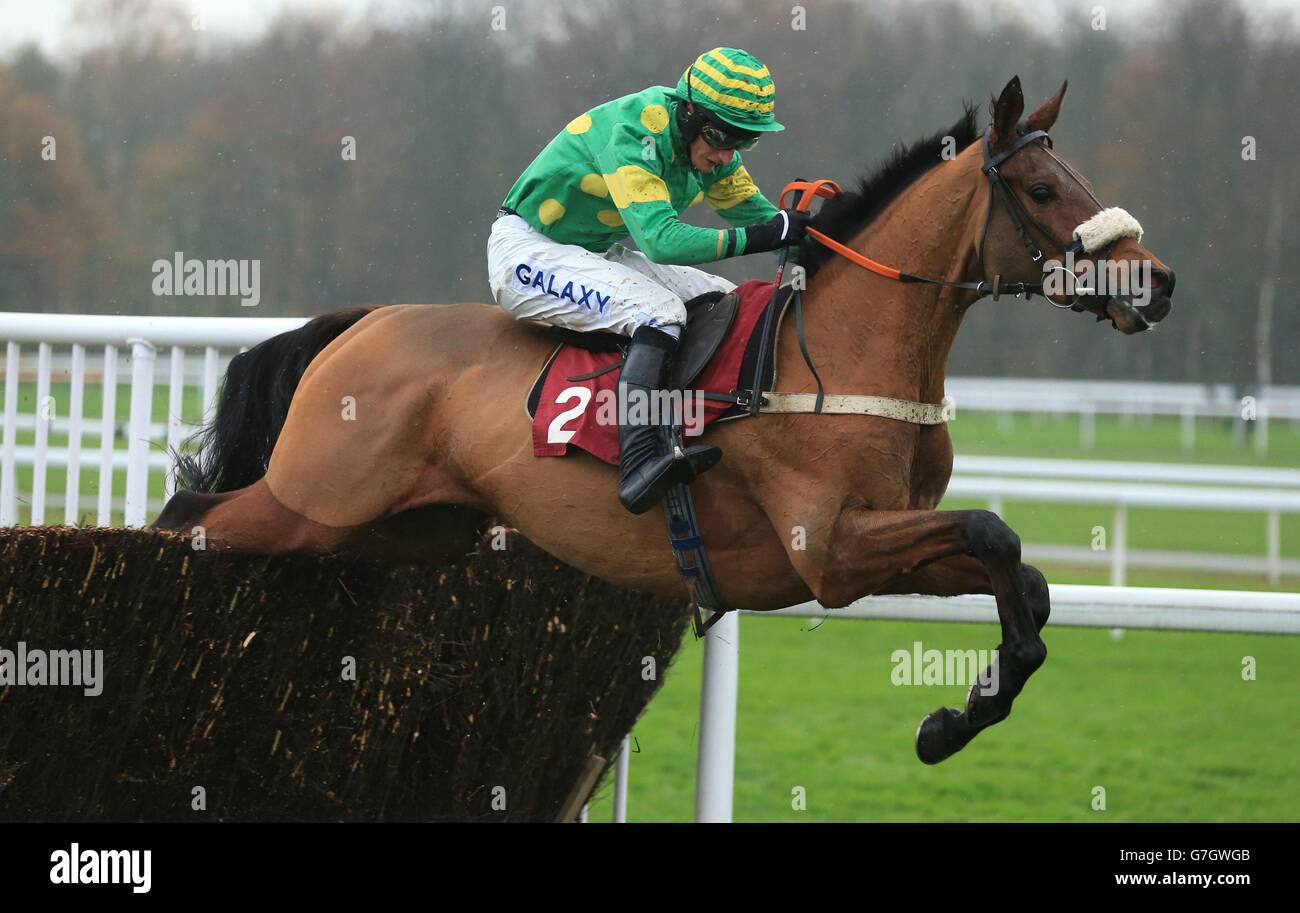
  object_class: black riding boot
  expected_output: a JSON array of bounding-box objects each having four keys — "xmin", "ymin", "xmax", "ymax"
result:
[{"xmin": 617, "ymin": 325, "xmax": 722, "ymax": 514}]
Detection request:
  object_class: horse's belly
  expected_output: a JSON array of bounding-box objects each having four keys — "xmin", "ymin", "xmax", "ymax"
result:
[
  {"xmin": 419, "ymin": 310, "xmax": 807, "ymax": 607},
  {"xmin": 439, "ymin": 393, "xmax": 806, "ymax": 607},
  {"xmin": 268, "ymin": 302, "xmax": 809, "ymax": 608}
]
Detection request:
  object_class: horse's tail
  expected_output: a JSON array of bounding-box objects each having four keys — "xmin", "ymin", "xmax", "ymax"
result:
[{"xmin": 174, "ymin": 306, "xmax": 381, "ymax": 493}]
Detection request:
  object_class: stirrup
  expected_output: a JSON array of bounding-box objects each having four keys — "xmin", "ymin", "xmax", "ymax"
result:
[{"xmin": 618, "ymin": 444, "xmax": 720, "ymax": 515}]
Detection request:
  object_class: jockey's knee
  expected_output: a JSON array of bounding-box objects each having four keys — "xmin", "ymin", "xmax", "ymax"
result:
[{"xmin": 623, "ymin": 298, "xmax": 687, "ymax": 339}]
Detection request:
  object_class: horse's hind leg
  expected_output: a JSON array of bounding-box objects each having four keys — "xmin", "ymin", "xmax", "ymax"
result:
[
  {"xmin": 152, "ymin": 489, "xmax": 231, "ymax": 534},
  {"xmin": 156, "ymin": 483, "xmax": 490, "ymax": 566},
  {"xmin": 810, "ymin": 509, "xmax": 1049, "ymax": 764},
  {"xmin": 155, "ymin": 479, "xmax": 359, "ymax": 555}
]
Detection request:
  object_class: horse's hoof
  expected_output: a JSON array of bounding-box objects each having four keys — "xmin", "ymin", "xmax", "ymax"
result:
[{"xmin": 915, "ymin": 707, "xmax": 969, "ymax": 765}]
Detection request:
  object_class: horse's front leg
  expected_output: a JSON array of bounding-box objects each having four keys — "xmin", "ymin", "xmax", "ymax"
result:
[{"xmin": 808, "ymin": 507, "xmax": 1049, "ymax": 764}]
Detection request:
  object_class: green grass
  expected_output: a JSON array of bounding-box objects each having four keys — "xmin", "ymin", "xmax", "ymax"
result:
[
  {"xmin": 578, "ymin": 410, "xmax": 1299, "ymax": 822},
  {"xmin": 7, "ymin": 378, "xmax": 209, "ymax": 428},
  {"xmin": 948, "ymin": 409, "xmax": 1300, "ymax": 467},
  {"xmin": 587, "ymin": 614, "xmax": 1300, "ymax": 822}
]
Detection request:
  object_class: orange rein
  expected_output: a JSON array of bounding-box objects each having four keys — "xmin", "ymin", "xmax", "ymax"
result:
[{"xmin": 778, "ymin": 179, "xmax": 903, "ymax": 282}]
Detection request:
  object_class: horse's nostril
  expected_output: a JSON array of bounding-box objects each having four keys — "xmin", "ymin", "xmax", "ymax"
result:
[{"xmin": 1152, "ymin": 267, "xmax": 1176, "ymax": 297}]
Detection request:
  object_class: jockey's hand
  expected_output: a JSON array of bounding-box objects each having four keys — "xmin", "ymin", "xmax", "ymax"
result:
[{"xmin": 744, "ymin": 209, "xmax": 814, "ymax": 254}]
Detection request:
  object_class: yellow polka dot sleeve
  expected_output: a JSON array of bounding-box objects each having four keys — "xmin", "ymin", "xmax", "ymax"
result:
[{"xmin": 594, "ymin": 123, "xmax": 735, "ymax": 266}]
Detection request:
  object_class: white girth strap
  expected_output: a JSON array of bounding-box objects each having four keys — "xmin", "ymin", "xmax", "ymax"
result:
[
  {"xmin": 1073, "ymin": 207, "xmax": 1143, "ymax": 253},
  {"xmin": 759, "ymin": 392, "xmax": 948, "ymax": 424}
]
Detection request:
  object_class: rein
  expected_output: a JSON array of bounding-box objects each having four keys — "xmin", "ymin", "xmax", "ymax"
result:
[
  {"xmin": 741, "ymin": 124, "xmax": 1141, "ymax": 420},
  {"xmin": 800, "ymin": 125, "xmax": 1104, "ymax": 300}
]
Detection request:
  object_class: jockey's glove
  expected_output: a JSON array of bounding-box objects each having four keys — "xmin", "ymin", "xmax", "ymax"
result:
[{"xmin": 743, "ymin": 209, "xmax": 814, "ymax": 254}]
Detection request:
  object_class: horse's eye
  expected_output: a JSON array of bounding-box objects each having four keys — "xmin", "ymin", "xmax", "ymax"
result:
[{"xmin": 1030, "ymin": 184, "xmax": 1054, "ymax": 203}]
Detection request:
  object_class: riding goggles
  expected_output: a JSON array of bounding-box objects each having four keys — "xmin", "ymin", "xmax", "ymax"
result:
[{"xmin": 699, "ymin": 120, "xmax": 760, "ymax": 151}]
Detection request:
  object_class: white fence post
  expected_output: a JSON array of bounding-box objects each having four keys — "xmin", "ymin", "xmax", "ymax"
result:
[
  {"xmin": 1, "ymin": 341, "xmax": 18, "ymax": 525},
  {"xmin": 31, "ymin": 343, "xmax": 52, "ymax": 525},
  {"xmin": 65, "ymin": 344, "xmax": 86, "ymax": 525},
  {"xmin": 695, "ymin": 610, "xmax": 739, "ymax": 823},
  {"xmin": 614, "ymin": 735, "xmax": 630, "ymax": 823},
  {"xmin": 202, "ymin": 346, "xmax": 220, "ymax": 423},
  {"xmin": 1080, "ymin": 403, "xmax": 1095, "ymax": 451},
  {"xmin": 124, "ymin": 338, "xmax": 157, "ymax": 528},
  {"xmin": 1267, "ymin": 509, "xmax": 1282, "ymax": 587},
  {"xmin": 1110, "ymin": 503, "xmax": 1127, "ymax": 587},
  {"xmin": 97, "ymin": 344, "xmax": 119, "ymax": 526},
  {"xmin": 165, "ymin": 346, "xmax": 185, "ymax": 500},
  {"xmin": 1255, "ymin": 402, "xmax": 1269, "ymax": 456}
]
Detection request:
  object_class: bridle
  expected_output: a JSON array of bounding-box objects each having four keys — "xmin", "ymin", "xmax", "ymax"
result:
[
  {"xmin": 977, "ymin": 124, "xmax": 1114, "ymax": 304},
  {"xmin": 798, "ymin": 124, "xmax": 1121, "ymax": 305},
  {"xmin": 751, "ymin": 126, "xmax": 1139, "ymax": 416}
]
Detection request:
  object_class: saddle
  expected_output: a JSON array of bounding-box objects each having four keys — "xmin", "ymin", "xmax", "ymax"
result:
[
  {"xmin": 539, "ymin": 288, "xmax": 740, "ymax": 390},
  {"xmin": 525, "ymin": 279, "xmax": 794, "ymax": 444}
]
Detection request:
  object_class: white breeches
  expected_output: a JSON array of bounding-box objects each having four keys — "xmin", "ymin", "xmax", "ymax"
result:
[{"xmin": 486, "ymin": 214, "xmax": 735, "ymax": 337}]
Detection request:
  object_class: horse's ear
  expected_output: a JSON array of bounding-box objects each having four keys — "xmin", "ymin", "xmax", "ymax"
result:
[
  {"xmin": 1026, "ymin": 80, "xmax": 1069, "ymax": 134},
  {"xmin": 989, "ymin": 75, "xmax": 1025, "ymax": 151}
]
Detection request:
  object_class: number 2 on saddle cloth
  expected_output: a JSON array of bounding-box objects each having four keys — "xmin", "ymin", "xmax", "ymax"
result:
[{"xmin": 524, "ymin": 278, "xmax": 789, "ymax": 633}]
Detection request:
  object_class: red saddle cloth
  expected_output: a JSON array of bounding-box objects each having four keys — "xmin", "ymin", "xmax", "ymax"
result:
[{"xmin": 530, "ymin": 278, "xmax": 774, "ymax": 465}]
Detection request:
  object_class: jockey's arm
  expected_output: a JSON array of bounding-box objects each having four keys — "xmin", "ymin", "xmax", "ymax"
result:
[
  {"xmin": 596, "ymin": 124, "xmax": 766, "ymax": 267},
  {"xmin": 701, "ymin": 155, "xmax": 781, "ymax": 233}
]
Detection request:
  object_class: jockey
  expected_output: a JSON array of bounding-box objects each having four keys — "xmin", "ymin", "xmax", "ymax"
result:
[{"xmin": 487, "ymin": 47, "xmax": 811, "ymax": 514}]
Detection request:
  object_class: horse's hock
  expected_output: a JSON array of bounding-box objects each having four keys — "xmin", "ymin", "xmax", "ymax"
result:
[{"xmin": 0, "ymin": 527, "xmax": 690, "ymax": 822}]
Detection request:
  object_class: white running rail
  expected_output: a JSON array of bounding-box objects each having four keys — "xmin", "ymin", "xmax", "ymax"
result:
[{"xmin": 0, "ymin": 312, "xmax": 308, "ymax": 527}]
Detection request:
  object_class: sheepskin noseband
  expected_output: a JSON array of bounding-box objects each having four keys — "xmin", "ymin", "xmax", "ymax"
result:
[{"xmin": 1073, "ymin": 207, "xmax": 1143, "ymax": 253}]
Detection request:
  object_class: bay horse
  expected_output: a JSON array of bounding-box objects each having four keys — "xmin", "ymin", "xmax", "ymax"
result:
[{"xmin": 156, "ymin": 77, "xmax": 1175, "ymax": 764}]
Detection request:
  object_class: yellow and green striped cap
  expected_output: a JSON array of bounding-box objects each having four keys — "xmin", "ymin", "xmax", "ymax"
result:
[{"xmin": 676, "ymin": 47, "xmax": 784, "ymax": 133}]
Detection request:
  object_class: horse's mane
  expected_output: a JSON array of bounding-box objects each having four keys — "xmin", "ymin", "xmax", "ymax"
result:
[{"xmin": 798, "ymin": 101, "xmax": 982, "ymax": 280}]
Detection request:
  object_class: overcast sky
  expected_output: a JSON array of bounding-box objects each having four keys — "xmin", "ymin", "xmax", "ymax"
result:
[
  {"xmin": 3, "ymin": 0, "xmax": 1298, "ymax": 59},
  {"xmin": 0, "ymin": 0, "xmax": 423, "ymax": 57}
]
